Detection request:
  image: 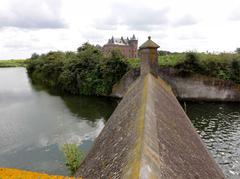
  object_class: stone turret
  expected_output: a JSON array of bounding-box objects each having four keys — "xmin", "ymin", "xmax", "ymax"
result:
[{"xmin": 139, "ymin": 36, "xmax": 160, "ymax": 76}]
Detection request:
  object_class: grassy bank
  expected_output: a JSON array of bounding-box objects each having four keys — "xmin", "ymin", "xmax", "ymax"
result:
[
  {"xmin": 27, "ymin": 43, "xmax": 129, "ymax": 96},
  {"xmin": 164, "ymin": 52, "xmax": 240, "ymax": 84},
  {"xmin": 0, "ymin": 59, "xmax": 27, "ymax": 67},
  {"xmin": 128, "ymin": 52, "xmax": 240, "ymax": 84},
  {"xmin": 127, "ymin": 53, "xmax": 185, "ymax": 68}
]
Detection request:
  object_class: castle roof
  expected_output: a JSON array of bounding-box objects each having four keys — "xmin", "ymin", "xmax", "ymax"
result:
[
  {"xmin": 139, "ymin": 36, "xmax": 159, "ymax": 49},
  {"xmin": 109, "ymin": 37, "xmax": 128, "ymax": 45},
  {"xmin": 107, "ymin": 35, "xmax": 137, "ymax": 46}
]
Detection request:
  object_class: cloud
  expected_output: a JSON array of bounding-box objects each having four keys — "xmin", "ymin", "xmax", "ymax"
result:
[
  {"xmin": 0, "ymin": 0, "xmax": 66, "ymax": 29},
  {"xmin": 95, "ymin": 2, "xmax": 170, "ymax": 31},
  {"xmin": 4, "ymin": 41, "xmax": 33, "ymax": 50},
  {"xmin": 229, "ymin": 8, "xmax": 240, "ymax": 21},
  {"xmin": 82, "ymin": 30, "xmax": 104, "ymax": 41},
  {"xmin": 173, "ymin": 14, "xmax": 198, "ymax": 26},
  {"xmin": 177, "ymin": 33, "xmax": 206, "ymax": 41}
]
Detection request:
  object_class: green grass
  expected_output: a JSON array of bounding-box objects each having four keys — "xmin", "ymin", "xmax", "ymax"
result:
[
  {"xmin": 197, "ymin": 53, "xmax": 239, "ymax": 63},
  {"xmin": 62, "ymin": 143, "xmax": 85, "ymax": 175},
  {"xmin": 0, "ymin": 59, "xmax": 27, "ymax": 67},
  {"xmin": 127, "ymin": 54, "xmax": 184, "ymax": 68},
  {"xmin": 159, "ymin": 53, "xmax": 240, "ymax": 66},
  {"xmin": 127, "ymin": 58, "xmax": 140, "ymax": 68},
  {"xmin": 158, "ymin": 53, "xmax": 185, "ymax": 67}
]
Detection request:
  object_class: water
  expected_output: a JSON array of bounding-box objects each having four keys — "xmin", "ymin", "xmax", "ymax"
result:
[
  {"xmin": 185, "ymin": 102, "xmax": 240, "ymax": 178},
  {"xmin": 0, "ymin": 68, "xmax": 240, "ymax": 178},
  {"xmin": 0, "ymin": 68, "xmax": 117, "ymax": 175}
]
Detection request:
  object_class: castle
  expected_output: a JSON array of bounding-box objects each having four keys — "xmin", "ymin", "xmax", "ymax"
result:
[{"xmin": 102, "ymin": 35, "xmax": 138, "ymax": 58}]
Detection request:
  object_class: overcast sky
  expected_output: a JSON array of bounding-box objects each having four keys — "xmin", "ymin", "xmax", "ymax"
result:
[{"xmin": 1, "ymin": 0, "xmax": 240, "ymax": 59}]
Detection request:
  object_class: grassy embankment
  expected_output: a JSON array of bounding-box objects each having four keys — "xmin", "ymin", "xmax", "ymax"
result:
[
  {"xmin": 128, "ymin": 52, "xmax": 240, "ymax": 84},
  {"xmin": 0, "ymin": 59, "xmax": 27, "ymax": 67},
  {"xmin": 128, "ymin": 53, "xmax": 185, "ymax": 68}
]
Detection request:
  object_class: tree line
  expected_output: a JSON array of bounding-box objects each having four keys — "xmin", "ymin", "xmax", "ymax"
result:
[{"xmin": 27, "ymin": 43, "xmax": 129, "ymax": 96}]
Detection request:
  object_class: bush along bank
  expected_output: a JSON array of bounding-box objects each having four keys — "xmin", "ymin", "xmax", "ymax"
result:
[
  {"xmin": 128, "ymin": 52, "xmax": 240, "ymax": 85},
  {"xmin": 173, "ymin": 52, "xmax": 240, "ymax": 84},
  {"xmin": 27, "ymin": 43, "xmax": 129, "ymax": 96}
]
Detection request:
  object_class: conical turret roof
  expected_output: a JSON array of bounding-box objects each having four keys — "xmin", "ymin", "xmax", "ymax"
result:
[{"xmin": 139, "ymin": 36, "xmax": 160, "ymax": 49}]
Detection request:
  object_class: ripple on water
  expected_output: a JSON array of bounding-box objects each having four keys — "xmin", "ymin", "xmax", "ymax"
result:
[
  {"xmin": 0, "ymin": 68, "xmax": 118, "ymax": 175},
  {"xmin": 186, "ymin": 102, "xmax": 240, "ymax": 178}
]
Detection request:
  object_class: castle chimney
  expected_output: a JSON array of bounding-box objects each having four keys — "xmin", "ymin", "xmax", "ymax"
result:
[{"xmin": 139, "ymin": 36, "xmax": 160, "ymax": 76}]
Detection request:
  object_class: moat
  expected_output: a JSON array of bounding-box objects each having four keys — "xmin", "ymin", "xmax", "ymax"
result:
[{"xmin": 0, "ymin": 68, "xmax": 240, "ymax": 178}]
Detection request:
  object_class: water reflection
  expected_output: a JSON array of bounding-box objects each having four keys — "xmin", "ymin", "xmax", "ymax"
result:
[
  {"xmin": 61, "ymin": 95, "xmax": 118, "ymax": 123},
  {"xmin": 0, "ymin": 68, "xmax": 118, "ymax": 175},
  {"xmin": 185, "ymin": 102, "xmax": 240, "ymax": 178},
  {"xmin": 1, "ymin": 68, "xmax": 240, "ymax": 178}
]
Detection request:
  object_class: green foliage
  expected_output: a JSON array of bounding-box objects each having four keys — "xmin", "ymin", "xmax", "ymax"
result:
[
  {"xmin": 230, "ymin": 59, "xmax": 240, "ymax": 83},
  {"xmin": 27, "ymin": 43, "xmax": 129, "ymax": 96},
  {"xmin": 159, "ymin": 52, "xmax": 240, "ymax": 84},
  {"xmin": 235, "ymin": 48, "xmax": 240, "ymax": 54},
  {"xmin": 158, "ymin": 50, "xmax": 172, "ymax": 56},
  {"xmin": 27, "ymin": 51, "xmax": 64, "ymax": 88},
  {"xmin": 0, "ymin": 59, "xmax": 27, "ymax": 67},
  {"xmin": 158, "ymin": 53, "xmax": 185, "ymax": 67},
  {"xmin": 30, "ymin": 53, "xmax": 39, "ymax": 60},
  {"xmin": 127, "ymin": 58, "xmax": 140, "ymax": 69},
  {"xmin": 27, "ymin": 44, "xmax": 240, "ymax": 92},
  {"xmin": 100, "ymin": 49, "xmax": 129, "ymax": 94},
  {"xmin": 62, "ymin": 143, "xmax": 85, "ymax": 175},
  {"xmin": 175, "ymin": 52, "xmax": 202, "ymax": 75}
]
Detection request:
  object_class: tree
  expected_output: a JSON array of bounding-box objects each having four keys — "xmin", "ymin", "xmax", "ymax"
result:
[
  {"xmin": 175, "ymin": 52, "xmax": 201, "ymax": 75},
  {"xmin": 235, "ymin": 48, "xmax": 240, "ymax": 54},
  {"xmin": 230, "ymin": 59, "xmax": 240, "ymax": 83},
  {"xmin": 30, "ymin": 53, "xmax": 39, "ymax": 60},
  {"xmin": 77, "ymin": 42, "xmax": 101, "ymax": 54}
]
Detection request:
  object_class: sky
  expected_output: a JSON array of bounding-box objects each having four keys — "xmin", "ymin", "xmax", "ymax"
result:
[{"xmin": 1, "ymin": 0, "xmax": 240, "ymax": 59}]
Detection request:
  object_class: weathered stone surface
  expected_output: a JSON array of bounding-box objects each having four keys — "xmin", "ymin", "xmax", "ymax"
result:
[
  {"xmin": 139, "ymin": 37, "xmax": 159, "ymax": 76},
  {"xmin": 110, "ymin": 69, "xmax": 140, "ymax": 98},
  {"xmin": 111, "ymin": 68, "xmax": 240, "ymax": 101},
  {"xmin": 160, "ymin": 72, "xmax": 240, "ymax": 101},
  {"xmin": 76, "ymin": 73, "xmax": 224, "ymax": 178},
  {"xmin": 76, "ymin": 75, "xmax": 145, "ymax": 178}
]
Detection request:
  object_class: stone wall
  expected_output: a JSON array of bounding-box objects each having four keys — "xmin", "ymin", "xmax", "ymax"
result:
[
  {"xmin": 111, "ymin": 68, "xmax": 240, "ymax": 101},
  {"xmin": 159, "ymin": 68, "xmax": 240, "ymax": 101},
  {"xmin": 76, "ymin": 74, "xmax": 224, "ymax": 178}
]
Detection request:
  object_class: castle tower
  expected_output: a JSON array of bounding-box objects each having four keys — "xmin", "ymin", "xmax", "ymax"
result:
[
  {"xmin": 128, "ymin": 34, "xmax": 138, "ymax": 58},
  {"xmin": 139, "ymin": 36, "xmax": 160, "ymax": 76}
]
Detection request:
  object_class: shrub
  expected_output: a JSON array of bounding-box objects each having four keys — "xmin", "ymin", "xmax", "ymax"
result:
[
  {"xmin": 99, "ymin": 49, "xmax": 129, "ymax": 94},
  {"xmin": 230, "ymin": 59, "xmax": 240, "ymax": 83},
  {"xmin": 175, "ymin": 52, "xmax": 201, "ymax": 75},
  {"xmin": 62, "ymin": 143, "xmax": 85, "ymax": 175},
  {"xmin": 27, "ymin": 43, "xmax": 129, "ymax": 96}
]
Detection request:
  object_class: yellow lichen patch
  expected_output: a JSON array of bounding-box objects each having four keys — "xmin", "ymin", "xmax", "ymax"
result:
[
  {"xmin": 122, "ymin": 75, "xmax": 149, "ymax": 178},
  {"xmin": 0, "ymin": 168, "xmax": 82, "ymax": 179}
]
